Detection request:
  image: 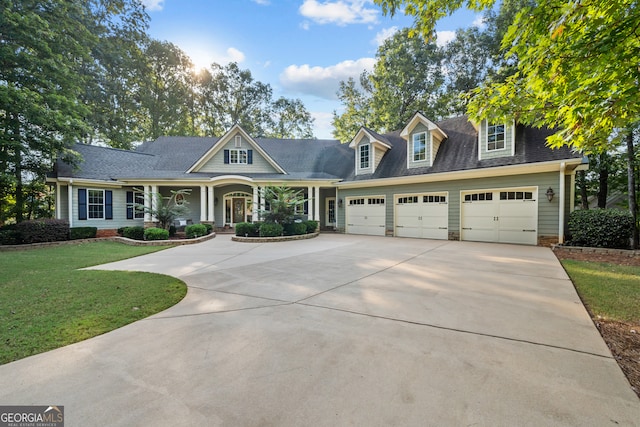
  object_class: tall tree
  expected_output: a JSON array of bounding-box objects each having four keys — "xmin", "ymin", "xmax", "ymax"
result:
[
  {"xmin": 0, "ymin": 0, "xmax": 95, "ymax": 222},
  {"xmin": 266, "ymin": 98, "xmax": 315, "ymax": 139},
  {"xmin": 331, "ymin": 75, "xmax": 375, "ymax": 142}
]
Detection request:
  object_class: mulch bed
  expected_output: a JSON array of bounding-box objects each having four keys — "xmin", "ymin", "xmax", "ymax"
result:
[{"xmin": 554, "ymin": 248, "xmax": 640, "ymax": 399}]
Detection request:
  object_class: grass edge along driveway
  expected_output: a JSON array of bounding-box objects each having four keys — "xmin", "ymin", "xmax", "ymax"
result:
[{"xmin": 0, "ymin": 241, "xmax": 186, "ymax": 365}]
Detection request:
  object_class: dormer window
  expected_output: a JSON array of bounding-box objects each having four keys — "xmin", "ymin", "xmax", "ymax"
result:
[
  {"xmin": 487, "ymin": 124, "xmax": 505, "ymax": 151},
  {"xmin": 413, "ymin": 133, "xmax": 427, "ymax": 162},
  {"xmin": 360, "ymin": 144, "xmax": 370, "ymax": 169}
]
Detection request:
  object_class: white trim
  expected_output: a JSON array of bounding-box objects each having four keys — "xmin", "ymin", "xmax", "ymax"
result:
[
  {"xmin": 314, "ymin": 186, "xmax": 320, "ymax": 222},
  {"xmin": 68, "ymin": 182, "xmax": 73, "ymax": 228},
  {"xmin": 559, "ymin": 162, "xmax": 566, "ymax": 244},
  {"xmin": 348, "ymin": 128, "xmax": 392, "ymax": 150},
  {"xmin": 326, "ymin": 197, "xmax": 336, "ymax": 227},
  {"xmin": 511, "ymin": 120, "xmax": 516, "ymax": 156},
  {"xmin": 223, "ymin": 191, "xmax": 253, "ymax": 226},
  {"xmin": 86, "ymin": 188, "xmax": 106, "ymax": 220},
  {"xmin": 400, "ymin": 112, "xmax": 447, "ymax": 141},
  {"xmin": 208, "ymin": 186, "xmax": 215, "ymax": 222},
  {"xmin": 485, "ymin": 123, "xmax": 507, "ymax": 152},
  {"xmin": 200, "ymin": 186, "xmax": 207, "ymax": 222},
  {"xmin": 55, "ymin": 182, "xmax": 61, "ymax": 220}
]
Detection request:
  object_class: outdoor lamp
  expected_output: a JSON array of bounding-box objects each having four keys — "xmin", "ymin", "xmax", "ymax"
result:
[{"xmin": 546, "ymin": 187, "xmax": 555, "ymax": 202}]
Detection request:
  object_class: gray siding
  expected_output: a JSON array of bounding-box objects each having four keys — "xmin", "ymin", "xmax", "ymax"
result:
[
  {"xmin": 73, "ymin": 187, "xmax": 143, "ymax": 230},
  {"xmin": 337, "ymin": 171, "xmax": 563, "ymax": 237},
  {"xmin": 479, "ymin": 120, "xmax": 514, "ymax": 160},
  {"xmin": 57, "ymin": 185, "xmax": 69, "ymax": 221},
  {"xmin": 198, "ymin": 135, "xmax": 280, "ymax": 174}
]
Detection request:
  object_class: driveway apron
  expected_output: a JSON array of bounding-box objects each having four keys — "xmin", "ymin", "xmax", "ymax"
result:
[{"xmin": 0, "ymin": 234, "xmax": 638, "ymax": 426}]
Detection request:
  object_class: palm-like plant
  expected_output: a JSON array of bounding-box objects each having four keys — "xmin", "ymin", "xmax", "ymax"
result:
[
  {"xmin": 261, "ymin": 185, "xmax": 306, "ymax": 224},
  {"xmin": 136, "ymin": 189, "xmax": 192, "ymax": 230}
]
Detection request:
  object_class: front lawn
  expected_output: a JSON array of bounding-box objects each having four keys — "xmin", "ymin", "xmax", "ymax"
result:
[
  {"xmin": 0, "ymin": 242, "xmax": 186, "ymax": 364},
  {"xmin": 561, "ymin": 260, "xmax": 640, "ymax": 324}
]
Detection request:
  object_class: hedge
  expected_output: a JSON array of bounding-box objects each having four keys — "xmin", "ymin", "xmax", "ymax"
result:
[
  {"xmin": 567, "ymin": 209, "xmax": 633, "ymax": 249},
  {"xmin": 122, "ymin": 226, "xmax": 145, "ymax": 241},
  {"xmin": 303, "ymin": 220, "xmax": 318, "ymax": 234},
  {"xmin": 284, "ymin": 222, "xmax": 307, "ymax": 236},
  {"xmin": 235, "ymin": 222, "xmax": 260, "ymax": 237},
  {"xmin": 70, "ymin": 227, "xmax": 97, "ymax": 240},
  {"xmin": 144, "ymin": 227, "xmax": 169, "ymax": 241},
  {"xmin": 15, "ymin": 219, "xmax": 69, "ymax": 244},
  {"xmin": 259, "ymin": 222, "xmax": 283, "ymax": 237},
  {"xmin": 185, "ymin": 224, "xmax": 207, "ymax": 239}
]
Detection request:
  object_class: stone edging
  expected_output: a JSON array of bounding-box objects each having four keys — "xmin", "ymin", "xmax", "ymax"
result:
[
  {"xmin": 0, "ymin": 232, "xmax": 216, "ymax": 251},
  {"xmin": 552, "ymin": 244, "xmax": 640, "ymax": 258},
  {"xmin": 232, "ymin": 232, "xmax": 319, "ymax": 243}
]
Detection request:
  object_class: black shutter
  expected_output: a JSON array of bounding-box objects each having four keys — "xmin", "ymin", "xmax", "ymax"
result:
[
  {"xmin": 224, "ymin": 149, "xmax": 230, "ymax": 164},
  {"xmin": 78, "ymin": 189, "xmax": 87, "ymax": 220},
  {"xmin": 247, "ymin": 149, "xmax": 253, "ymax": 164},
  {"xmin": 126, "ymin": 191, "xmax": 134, "ymax": 219},
  {"xmin": 105, "ymin": 190, "xmax": 113, "ymax": 220}
]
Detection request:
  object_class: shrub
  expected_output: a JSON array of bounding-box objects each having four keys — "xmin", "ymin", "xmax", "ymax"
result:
[
  {"xmin": 203, "ymin": 223, "xmax": 213, "ymax": 234},
  {"xmin": 235, "ymin": 222, "xmax": 260, "ymax": 237},
  {"xmin": 116, "ymin": 227, "xmax": 126, "ymax": 236},
  {"xmin": 122, "ymin": 226, "xmax": 145, "ymax": 240},
  {"xmin": 283, "ymin": 222, "xmax": 307, "ymax": 236},
  {"xmin": 567, "ymin": 209, "xmax": 633, "ymax": 249},
  {"xmin": 185, "ymin": 224, "xmax": 207, "ymax": 239},
  {"xmin": 169, "ymin": 225, "xmax": 177, "ymax": 237},
  {"xmin": 70, "ymin": 227, "xmax": 97, "ymax": 240},
  {"xmin": 259, "ymin": 222, "xmax": 283, "ymax": 237},
  {"xmin": 15, "ymin": 219, "xmax": 69, "ymax": 244},
  {"xmin": 144, "ymin": 227, "xmax": 169, "ymax": 241},
  {"xmin": 0, "ymin": 226, "xmax": 21, "ymax": 245},
  {"xmin": 303, "ymin": 220, "xmax": 318, "ymax": 234}
]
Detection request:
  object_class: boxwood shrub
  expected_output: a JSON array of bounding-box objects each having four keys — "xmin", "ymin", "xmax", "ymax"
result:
[
  {"xmin": 567, "ymin": 209, "xmax": 633, "ymax": 249},
  {"xmin": 303, "ymin": 220, "xmax": 318, "ymax": 234},
  {"xmin": 259, "ymin": 222, "xmax": 283, "ymax": 237},
  {"xmin": 203, "ymin": 223, "xmax": 213, "ymax": 234},
  {"xmin": 144, "ymin": 227, "xmax": 169, "ymax": 241},
  {"xmin": 15, "ymin": 219, "xmax": 69, "ymax": 244},
  {"xmin": 283, "ymin": 222, "xmax": 307, "ymax": 236},
  {"xmin": 185, "ymin": 224, "xmax": 207, "ymax": 239},
  {"xmin": 0, "ymin": 225, "xmax": 21, "ymax": 245},
  {"xmin": 122, "ymin": 226, "xmax": 145, "ymax": 240},
  {"xmin": 70, "ymin": 227, "xmax": 97, "ymax": 240},
  {"xmin": 235, "ymin": 222, "xmax": 260, "ymax": 237}
]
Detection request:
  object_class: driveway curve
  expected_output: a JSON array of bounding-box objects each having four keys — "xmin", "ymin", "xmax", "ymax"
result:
[{"xmin": 1, "ymin": 234, "xmax": 638, "ymax": 426}]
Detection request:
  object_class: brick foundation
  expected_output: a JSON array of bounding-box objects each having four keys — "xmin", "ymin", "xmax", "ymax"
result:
[
  {"xmin": 96, "ymin": 229, "xmax": 119, "ymax": 238},
  {"xmin": 538, "ymin": 235, "xmax": 560, "ymax": 247}
]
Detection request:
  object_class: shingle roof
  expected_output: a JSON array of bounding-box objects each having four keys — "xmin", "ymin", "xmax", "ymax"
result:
[{"xmin": 53, "ymin": 116, "xmax": 582, "ymax": 182}]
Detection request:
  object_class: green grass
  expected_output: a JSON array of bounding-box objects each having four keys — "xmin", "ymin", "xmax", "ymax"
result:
[
  {"xmin": 0, "ymin": 241, "xmax": 187, "ymax": 364},
  {"xmin": 562, "ymin": 260, "xmax": 640, "ymax": 324}
]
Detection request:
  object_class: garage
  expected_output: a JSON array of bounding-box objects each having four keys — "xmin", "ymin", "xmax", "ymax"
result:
[
  {"xmin": 346, "ymin": 196, "xmax": 386, "ymax": 236},
  {"xmin": 395, "ymin": 192, "xmax": 448, "ymax": 239},
  {"xmin": 460, "ymin": 188, "xmax": 538, "ymax": 245}
]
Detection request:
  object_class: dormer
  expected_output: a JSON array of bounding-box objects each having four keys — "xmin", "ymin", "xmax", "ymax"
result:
[
  {"xmin": 477, "ymin": 119, "xmax": 516, "ymax": 160},
  {"xmin": 400, "ymin": 112, "xmax": 447, "ymax": 169},
  {"xmin": 348, "ymin": 127, "xmax": 392, "ymax": 176}
]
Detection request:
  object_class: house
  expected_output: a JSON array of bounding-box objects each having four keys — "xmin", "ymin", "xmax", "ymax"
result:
[{"xmin": 48, "ymin": 113, "xmax": 587, "ymax": 245}]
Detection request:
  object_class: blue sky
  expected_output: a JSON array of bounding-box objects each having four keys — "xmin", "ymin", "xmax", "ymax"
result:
[{"xmin": 142, "ymin": 0, "xmax": 483, "ymax": 138}]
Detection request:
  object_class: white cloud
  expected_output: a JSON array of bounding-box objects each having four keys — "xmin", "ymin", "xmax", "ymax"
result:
[
  {"xmin": 224, "ymin": 47, "xmax": 246, "ymax": 63},
  {"xmin": 373, "ymin": 26, "xmax": 398, "ymax": 46},
  {"xmin": 140, "ymin": 0, "xmax": 164, "ymax": 11},
  {"xmin": 299, "ymin": 0, "xmax": 378, "ymax": 26},
  {"xmin": 280, "ymin": 57, "xmax": 376, "ymax": 100},
  {"xmin": 472, "ymin": 14, "xmax": 487, "ymax": 29},
  {"xmin": 435, "ymin": 30, "xmax": 456, "ymax": 47},
  {"xmin": 252, "ymin": 0, "xmax": 270, "ymax": 4}
]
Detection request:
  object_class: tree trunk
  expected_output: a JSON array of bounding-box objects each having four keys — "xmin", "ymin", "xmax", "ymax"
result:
[
  {"xmin": 597, "ymin": 152, "xmax": 609, "ymax": 209},
  {"xmin": 627, "ymin": 130, "xmax": 639, "ymax": 249},
  {"xmin": 577, "ymin": 170, "xmax": 589, "ymax": 209}
]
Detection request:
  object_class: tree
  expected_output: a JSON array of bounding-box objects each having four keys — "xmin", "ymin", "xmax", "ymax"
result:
[
  {"xmin": 0, "ymin": 0, "xmax": 96, "ymax": 223},
  {"xmin": 261, "ymin": 186, "xmax": 306, "ymax": 224},
  {"xmin": 332, "ymin": 75, "xmax": 375, "ymax": 142},
  {"xmin": 266, "ymin": 98, "xmax": 314, "ymax": 139},
  {"xmin": 137, "ymin": 189, "xmax": 192, "ymax": 230}
]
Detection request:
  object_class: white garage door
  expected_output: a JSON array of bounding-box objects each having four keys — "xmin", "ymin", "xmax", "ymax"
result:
[
  {"xmin": 461, "ymin": 188, "xmax": 538, "ymax": 245},
  {"xmin": 395, "ymin": 193, "xmax": 448, "ymax": 239},
  {"xmin": 346, "ymin": 196, "xmax": 386, "ymax": 236}
]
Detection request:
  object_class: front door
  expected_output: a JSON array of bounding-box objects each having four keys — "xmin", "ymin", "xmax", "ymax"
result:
[
  {"xmin": 233, "ymin": 198, "xmax": 245, "ymax": 224},
  {"xmin": 326, "ymin": 197, "xmax": 336, "ymax": 227}
]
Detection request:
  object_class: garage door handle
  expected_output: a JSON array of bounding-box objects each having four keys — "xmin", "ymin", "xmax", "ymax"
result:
[
  {"xmin": 462, "ymin": 227, "xmax": 472, "ymax": 230},
  {"xmin": 523, "ymin": 229, "xmax": 536, "ymax": 232},
  {"xmin": 438, "ymin": 227, "xmax": 448, "ymax": 229}
]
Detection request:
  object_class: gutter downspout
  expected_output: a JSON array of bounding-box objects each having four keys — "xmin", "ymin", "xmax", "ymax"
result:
[{"xmin": 558, "ymin": 162, "xmax": 566, "ymax": 244}]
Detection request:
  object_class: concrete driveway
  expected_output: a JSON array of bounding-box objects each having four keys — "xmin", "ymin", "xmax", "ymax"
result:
[{"xmin": 1, "ymin": 234, "xmax": 639, "ymax": 426}]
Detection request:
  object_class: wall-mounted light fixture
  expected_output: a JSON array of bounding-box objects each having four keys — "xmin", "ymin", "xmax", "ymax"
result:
[
  {"xmin": 546, "ymin": 187, "xmax": 555, "ymax": 202},
  {"xmin": 214, "ymin": 197, "xmax": 219, "ymax": 206},
  {"xmin": 338, "ymin": 198, "xmax": 343, "ymax": 208}
]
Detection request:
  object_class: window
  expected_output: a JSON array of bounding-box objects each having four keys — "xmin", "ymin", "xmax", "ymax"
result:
[
  {"xmin": 88, "ymin": 189, "xmax": 104, "ymax": 219},
  {"xmin": 349, "ymin": 198, "xmax": 365, "ymax": 205},
  {"xmin": 398, "ymin": 196, "xmax": 418, "ymax": 204},
  {"xmin": 487, "ymin": 124, "xmax": 505, "ymax": 151},
  {"xmin": 500, "ymin": 191, "xmax": 533, "ymax": 200},
  {"xmin": 359, "ymin": 144, "xmax": 370, "ymax": 169},
  {"xmin": 368, "ymin": 198, "xmax": 384, "ymax": 205},
  {"xmin": 464, "ymin": 192, "xmax": 493, "ymax": 202},
  {"xmin": 413, "ymin": 133, "xmax": 427, "ymax": 162},
  {"xmin": 126, "ymin": 191, "xmax": 145, "ymax": 219},
  {"xmin": 423, "ymin": 195, "xmax": 446, "ymax": 203},
  {"xmin": 224, "ymin": 149, "xmax": 252, "ymax": 164},
  {"xmin": 234, "ymin": 135, "xmax": 242, "ymax": 147}
]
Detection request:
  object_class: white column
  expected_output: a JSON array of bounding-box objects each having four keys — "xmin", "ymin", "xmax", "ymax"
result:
[
  {"xmin": 144, "ymin": 185, "xmax": 151, "ymax": 222},
  {"xmin": 208, "ymin": 186, "xmax": 215, "ymax": 223},
  {"xmin": 200, "ymin": 185, "xmax": 207, "ymax": 222},
  {"xmin": 67, "ymin": 183, "xmax": 74, "ymax": 228},
  {"xmin": 55, "ymin": 182, "xmax": 61, "ymax": 219},
  {"xmin": 558, "ymin": 162, "xmax": 566, "ymax": 244},
  {"xmin": 569, "ymin": 170, "xmax": 577, "ymax": 212},
  {"xmin": 259, "ymin": 187, "xmax": 265, "ymax": 217},
  {"xmin": 307, "ymin": 186, "xmax": 313, "ymax": 220},
  {"xmin": 252, "ymin": 186, "xmax": 259, "ymax": 221},
  {"xmin": 151, "ymin": 185, "xmax": 158, "ymax": 222},
  {"xmin": 314, "ymin": 186, "xmax": 320, "ymax": 223}
]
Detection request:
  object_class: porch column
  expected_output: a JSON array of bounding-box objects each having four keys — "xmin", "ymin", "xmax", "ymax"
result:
[
  {"xmin": 314, "ymin": 186, "xmax": 320, "ymax": 223},
  {"xmin": 151, "ymin": 185, "xmax": 158, "ymax": 222},
  {"xmin": 200, "ymin": 185, "xmax": 207, "ymax": 222},
  {"xmin": 558, "ymin": 162, "xmax": 566, "ymax": 244},
  {"xmin": 55, "ymin": 182, "xmax": 61, "ymax": 219},
  {"xmin": 144, "ymin": 185, "xmax": 151, "ymax": 222},
  {"xmin": 208, "ymin": 186, "xmax": 215, "ymax": 223},
  {"xmin": 67, "ymin": 183, "xmax": 73, "ymax": 228},
  {"xmin": 252, "ymin": 186, "xmax": 259, "ymax": 221},
  {"xmin": 307, "ymin": 185, "xmax": 313, "ymax": 220},
  {"xmin": 259, "ymin": 187, "xmax": 265, "ymax": 217}
]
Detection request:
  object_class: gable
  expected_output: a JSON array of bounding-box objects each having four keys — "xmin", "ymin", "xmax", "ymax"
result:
[
  {"xmin": 188, "ymin": 125, "xmax": 285, "ymax": 174},
  {"xmin": 478, "ymin": 120, "xmax": 515, "ymax": 160},
  {"xmin": 349, "ymin": 128, "xmax": 392, "ymax": 176},
  {"xmin": 401, "ymin": 112, "xmax": 447, "ymax": 168}
]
